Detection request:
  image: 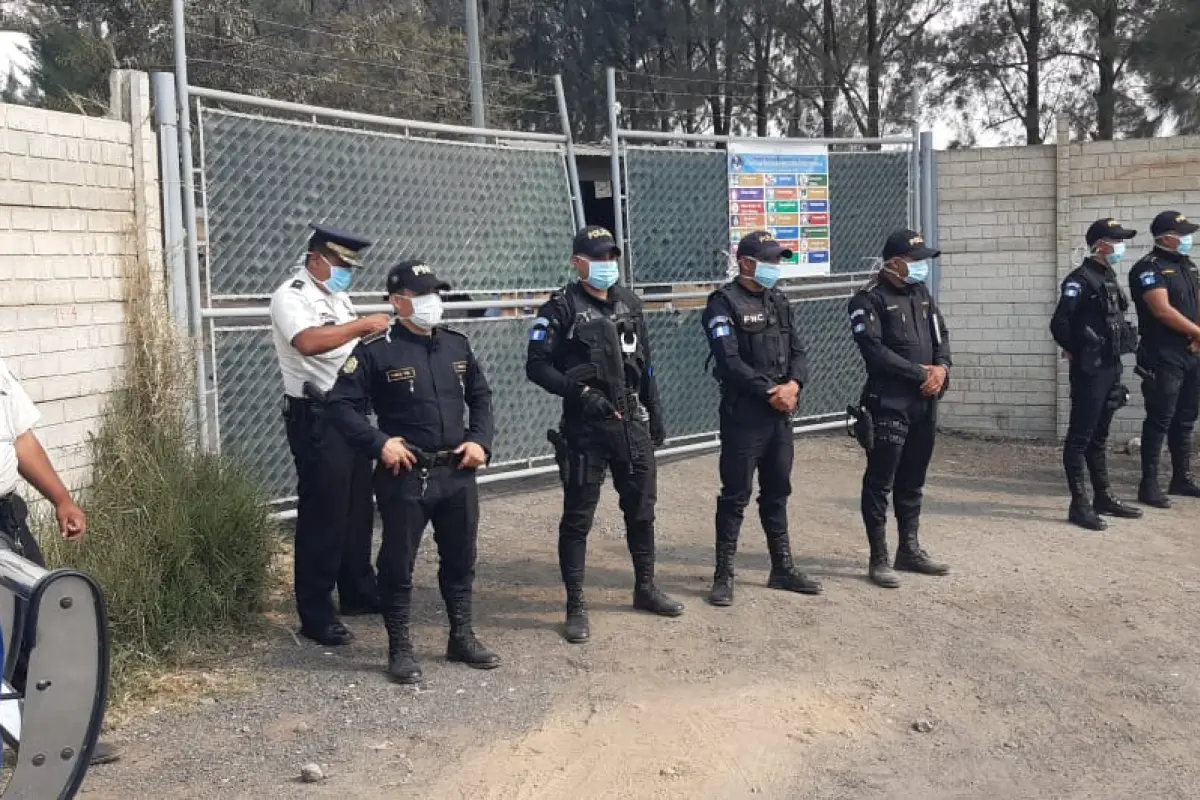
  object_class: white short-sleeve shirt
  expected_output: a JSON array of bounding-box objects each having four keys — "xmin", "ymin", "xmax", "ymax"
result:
[
  {"xmin": 269, "ymin": 268, "xmax": 360, "ymax": 397},
  {"xmin": 0, "ymin": 358, "xmax": 41, "ymax": 497}
]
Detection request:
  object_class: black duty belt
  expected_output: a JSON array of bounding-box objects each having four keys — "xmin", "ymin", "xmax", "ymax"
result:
[{"xmin": 410, "ymin": 448, "xmax": 460, "ymax": 469}]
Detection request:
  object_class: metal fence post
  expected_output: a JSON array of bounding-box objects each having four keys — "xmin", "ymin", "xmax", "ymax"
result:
[
  {"xmin": 919, "ymin": 130, "xmax": 939, "ymax": 298},
  {"xmin": 464, "ymin": 0, "xmax": 486, "ymax": 132},
  {"xmin": 554, "ymin": 75, "xmax": 587, "ymax": 230},
  {"xmin": 172, "ymin": 0, "xmax": 210, "ymax": 450},
  {"xmin": 607, "ymin": 68, "xmax": 627, "ymax": 274},
  {"xmin": 150, "ymin": 72, "xmax": 189, "ymax": 335}
]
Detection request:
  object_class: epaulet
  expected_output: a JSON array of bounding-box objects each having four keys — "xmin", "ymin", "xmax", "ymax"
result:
[
  {"xmin": 856, "ymin": 278, "xmax": 880, "ymax": 296},
  {"xmin": 360, "ymin": 330, "xmax": 388, "ymax": 346},
  {"xmin": 290, "ymin": 279, "xmax": 306, "ymax": 290}
]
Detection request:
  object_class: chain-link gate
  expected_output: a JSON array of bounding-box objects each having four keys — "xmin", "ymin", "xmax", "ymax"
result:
[
  {"xmin": 614, "ymin": 124, "xmax": 922, "ymax": 444},
  {"xmin": 188, "ymin": 93, "xmax": 578, "ymax": 504},
  {"xmin": 170, "ymin": 81, "xmax": 932, "ymax": 505}
]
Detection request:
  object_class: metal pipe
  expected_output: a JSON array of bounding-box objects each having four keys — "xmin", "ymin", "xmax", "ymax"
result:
[
  {"xmin": 607, "ymin": 68, "xmax": 626, "ymax": 266},
  {"xmin": 554, "ymin": 75, "xmax": 587, "ymax": 229},
  {"xmin": 187, "ymin": 86, "xmax": 565, "ymax": 143},
  {"xmin": 920, "ymin": 129, "xmax": 939, "ymax": 298},
  {"xmin": 464, "ymin": 0, "xmax": 486, "ymax": 132},
  {"xmin": 618, "ymin": 129, "xmax": 915, "ymax": 147},
  {"xmin": 150, "ymin": 72, "xmax": 189, "ymax": 335},
  {"xmin": 267, "ymin": 418, "xmax": 848, "ymax": 520},
  {"xmin": 173, "ymin": 0, "xmax": 210, "ymax": 450}
]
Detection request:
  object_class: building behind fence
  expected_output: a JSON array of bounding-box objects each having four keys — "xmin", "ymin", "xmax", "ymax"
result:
[{"xmin": 2, "ymin": 68, "xmax": 1200, "ymax": 501}]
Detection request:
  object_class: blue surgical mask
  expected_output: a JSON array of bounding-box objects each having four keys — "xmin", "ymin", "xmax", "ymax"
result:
[
  {"xmin": 904, "ymin": 260, "xmax": 929, "ymax": 284},
  {"xmin": 1096, "ymin": 241, "xmax": 1126, "ymax": 265},
  {"xmin": 1180, "ymin": 234, "xmax": 1194, "ymax": 256},
  {"xmin": 325, "ymin": 266, "xmax": 353, "ymax": 293},
  {"xmin": 585, "ymin": 260, "xmax": 620, "ymax": 291},
  {"xmin": 752, "ymin": 260, "xmax": 781, "ymax": 289}
]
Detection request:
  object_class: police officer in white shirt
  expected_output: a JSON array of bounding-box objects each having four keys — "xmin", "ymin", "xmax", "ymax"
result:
[
  {"xmin": 0, "ymin": 357, "xmax": 120, "ymax": 764},
  {"xmin": 270, "ymin": 223, "xmax": 391, "ymax": 646}
]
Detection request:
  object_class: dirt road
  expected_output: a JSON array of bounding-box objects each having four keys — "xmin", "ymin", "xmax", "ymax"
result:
[{"xmin": 79, "ymin": 434, "xmax": 1200, "ymax": 799}]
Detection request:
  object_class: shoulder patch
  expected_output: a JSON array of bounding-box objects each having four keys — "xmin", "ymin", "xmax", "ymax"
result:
[
  {"xmin": 707, "ymin": 314, "xmax": 731, "ymax": 330},
  {"xmin": 1141, "ymin": 272, "xmax": 1160, "ymax": 287},
  {"xmin": 1063, "ymin": 281, "xmax": 1081, "ymax": 298},
  {"xmin": 341, "ymin": 355, "xmax": 359, "ymax": 375},
  {"xmin": 291, "ymin": 279, "xmax": 306, "ymax": 290}
]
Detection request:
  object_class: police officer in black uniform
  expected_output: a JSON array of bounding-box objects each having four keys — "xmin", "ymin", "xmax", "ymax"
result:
[
  {"xmin": 1129, "ymin": 210, "xmax": 1200, "ymax": 508},
  {"xmin": 848, "ymin": 229, "xmax": 951, "ymax": 589},
  {"xmin": 1049, "ymin": 218, "xmax": 1143, "ymax": 530},
  {"xmin": 701, "ymin": 231, "xmax": 821, "ymax": 606},
  {"xmin": 327, "ymin": 260, "xmax": 500, "ymax": 684},
  {"xmin": 526, "ymin": 226, "xmax": 683, "ymax": 645}
]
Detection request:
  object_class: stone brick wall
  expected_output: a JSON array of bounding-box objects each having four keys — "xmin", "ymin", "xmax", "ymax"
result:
[{"xmin": 0, "ymin": 71, "xmax": 160, "ymax": 491}]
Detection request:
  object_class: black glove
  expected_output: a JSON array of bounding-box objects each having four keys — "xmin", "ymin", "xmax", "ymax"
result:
[
  {"xmin": 649, "ymin": 414, "xmax": 666, "ymax": 447},
  {"xmin": 579, "ymin": 389, "xmax": 618, "ymax": 422}
]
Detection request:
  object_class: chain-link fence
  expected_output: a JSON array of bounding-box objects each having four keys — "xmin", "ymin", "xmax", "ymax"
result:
[{"xmin": 188, "ymin": 89, "xmax": 923, "ymax": 504}]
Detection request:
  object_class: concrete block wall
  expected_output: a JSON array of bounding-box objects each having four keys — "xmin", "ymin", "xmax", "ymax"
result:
[
  {"xmin": 936, "ymin": 145, "xmax": 1060, "ymax": 438},
  {"xmin": 0, "ymin": 71, "xmax": 161, "ymax": 492},
  {"xmin": 935, "ymin": 123, "xmax": 1200, "ymax": 443}
]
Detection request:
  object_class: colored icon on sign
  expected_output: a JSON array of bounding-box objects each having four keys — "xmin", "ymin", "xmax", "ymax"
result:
[
  {"xmin": 766, "ymin": 174, "xmax": 797, "ymax": 187},
  {"xmin": 805, "ymin": 187, "xmax": 829, "ymax": 201},
  {"xmin": 732, "ymin": 188, "xmax": 765, "ymax": 201},
  {"xmin": 768, "ymin": 188, "xmax": 798, "ymax": 201},
  {"xmin": 766, "ymin": 201, "xmax": 799, "ymax": 214},
  {"xmin": 733, "ymin": 174, "xmax": 765, "ymax": 187},
  {"xmin": 768, "ymin": 214, "xmax": 799, "ymax": 227},
  {"xmin": 804, "ymin": 200, "xmax": 829, "ymax": 213},
  {"xmin": 807, "ymin": 251, "xmax": 830, "ymax": 264},
  {"xmin": 773, "ymin": 227, "xmax": 800, "ymax": 240}
]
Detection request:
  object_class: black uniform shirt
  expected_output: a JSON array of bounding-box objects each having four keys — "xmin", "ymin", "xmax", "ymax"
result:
[
  {"xmin": 701, "ymin": 280, "xmax": 809, "ymax": 401},
  {"xmin": 525, "ymin": 282, "xmax": 661, "ymax": 417},
  {"xmin": 1050, "ymin": 258, "xmax": 1129, "ymax": 370},
  {"xmin": 848, "ymin": 278, "xmax": 950, "ymax": 406},
  {"xmin": 1129, "ymin": 247, "xmax": 1200, "ymax": 368},
  {"xmin": 327, "ymin": 321, "xmax": 494, "ymax": 458}
]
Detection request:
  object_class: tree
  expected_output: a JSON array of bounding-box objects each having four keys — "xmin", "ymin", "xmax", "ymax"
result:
[
  {"xmin": 1131, "ymin": 0, "xmax": 1200, "ymax": 135},
  {"xmin": 1061, "ymin": 0, "xmax": 1163, "ymax": 140},
  {"xmin": 935, "ymin": 0, "xmax": 1085, "ymax": 144}
]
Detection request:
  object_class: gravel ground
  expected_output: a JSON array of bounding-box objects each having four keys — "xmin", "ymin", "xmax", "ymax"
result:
[{"xmin": 77, "ymin": 433, "xmax": 1200, "ymax": 799}]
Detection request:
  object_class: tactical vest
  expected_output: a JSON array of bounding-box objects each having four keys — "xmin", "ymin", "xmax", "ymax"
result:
[
  {"xmin": 561, "ymin": 284, "xmax": 648, "ymax": 419},
  {"xmin": 707, "ymin": 283, "xmax": 792, "ymax": 384},
  {"xmin": 1076, "ymin": 265, "xmax": 1137, "ymax": 360}
]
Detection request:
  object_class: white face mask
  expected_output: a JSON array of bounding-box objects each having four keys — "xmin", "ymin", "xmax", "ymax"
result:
[{"xmin": 407, "ymin": 294, "xmax": 444, "ymax": 330}]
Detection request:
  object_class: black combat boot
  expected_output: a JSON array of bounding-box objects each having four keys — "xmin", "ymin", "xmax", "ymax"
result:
[
  {"xmin": 631, "ymin": 553, "xmax": 685, "ymax": 617},
  {"xmin": 1065, "ymin": 454, "xmax": 1106, "ymax": 531},
  {"xmin": 563, "ymin": 589, "xmax": 590, "ymax": 644},
  {"xmin": 1168, "ymin": 444, "xmax": 1200, "ymax": 498},
  {"xmin": 866, "ymin": 528, "xmax": 900, "ymax": 589},
  {"xmin": 383, "ymin": 609, "xmax": 421, "ymax": 685},
  {"xmin": 894, "ymin": 521, "xmax": 950, "ymax": 575},
  {"xmin": 707, "ymin": 542, "xmax": 737, "ymax": 607},
  {"xmin": 1138, "ymin": 434, "xmax": 1172, "ymax": 508},
  {"xmin": 1087, "ymin": 448, "xmax": 1142, "ymax": 519},
  {"xmin": 765, "ymin": 534, "xmax": 822, "ymax": 595},
  {"xmin": 445, "ymin": 596, "xmax": 501, "ymax": 670}
]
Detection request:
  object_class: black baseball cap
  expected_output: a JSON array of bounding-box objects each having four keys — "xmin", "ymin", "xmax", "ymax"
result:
[
  {"xmin": 1085, "ymin": 218, "xmax": 1137, "ymax": 247},
  {"xmin": 882, "ymin": 229, "xmax": 940, "ymax": 261},
  {"xmin": 1151, "ymin": 210, "xmax": 1199, "ymax": 238},
  {"xmin": 736, "ymin": 230, "xmax": 792, "ymax": 261},
  {"xmin": 572, "ymin": 226, "xmax": 622, "ymax": 259},
  {"xmin": 386, "ymin": 260, "xmax": 451, "ymax": 296},
  {"xmin": 308, "ymin": 222, "xmax": 371, "ymax": 267}
]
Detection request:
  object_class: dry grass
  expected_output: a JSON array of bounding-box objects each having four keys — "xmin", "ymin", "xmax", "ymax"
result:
[{"xmin": 38, "ymin": 245, "xmax": 278, "ymax": 702}]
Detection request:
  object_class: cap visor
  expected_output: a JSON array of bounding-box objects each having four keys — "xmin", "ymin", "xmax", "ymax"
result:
[
  {"xmin": 909, "ymin": 245, "xmax": 941, "ymax": 260},
  {"xmin": 1112, "ymin": 227, "xmax": 1138, "ymax": 240},
  {"xmin": 754, "ymin": 243, "xmax": 789, "ymax": 261},
  {"xmin": 1178, "ymin": 221, "xmax": 1200, "ymax": 235}
]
